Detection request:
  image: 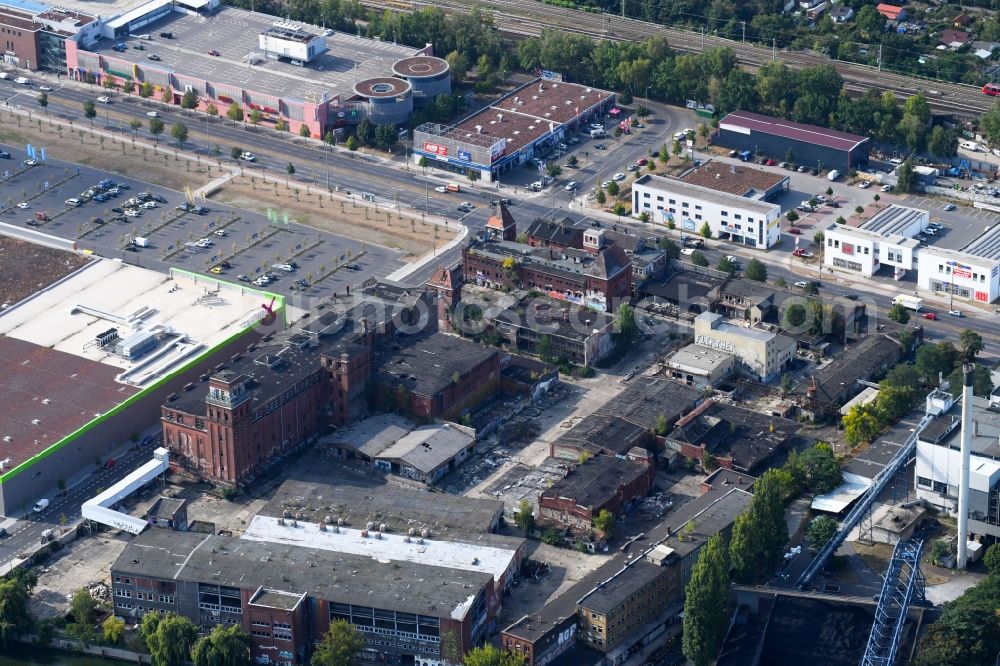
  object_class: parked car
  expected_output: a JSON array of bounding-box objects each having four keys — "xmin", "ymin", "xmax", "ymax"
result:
[
  {"xmin": 788, "ymin": 227, "xmax": 802, "ymax": 235},
  {"xmin": 943, "ymin": 203, "xmax": 956, "ymax": 211},
  {"xmin": 147, "ymin": 54, "xmax": 161, "ymax": 61},
  {"xmin": 881, "ymin": 184, "xmax": 892, "ymax": 192},
  {"xmin": 208, "ymin": 49, "xmax": 221, "ymax": 56},
  {"xmin": 922, "ymin": 312, "xmax": 937, "ymax": 320},
  {"xmin": 681, "ymin": 248, "xmax": 695, "ymax": 256},
  {"xmin": 612, "ymin": 172, "xmax": 626, "ymax": 181},
  {"xmin": 434, "ymin": 186, "xmax": 448, "ymax": 193},
  {"xmin": 949, "ymin": 310, "xmax": 963, "ymax": 317},
  {"xmin": 64, "ymin": 198, "xmax": 80, "ymax": 206},
  {"xmin": 146, "ymin": 111, "xmax": 159, "ymax": 117}
]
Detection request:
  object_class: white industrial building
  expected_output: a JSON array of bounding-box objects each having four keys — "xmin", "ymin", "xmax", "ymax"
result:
[
  {"xmin": 915, "ymin": 387, "xmax": 1000, "ymax": 555},
  {"xmin": 666, "ymin": 344, "xmax": 736, "ymax": 388},
  {"xmin": 631, "ymin": 174, "xmax": 782, "ymax": 249},
  {"xmin": 822, "ymin": 205, "xmax": 925, "ymax": 278},
  {"xmin": 692, "ymin": 313, "xmax": 796, "ymax": 382}
]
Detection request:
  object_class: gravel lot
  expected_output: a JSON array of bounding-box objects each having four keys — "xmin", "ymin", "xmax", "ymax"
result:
[{"xmin": 0, "ymin": 237, "xmax": 89, "ymax": 307}]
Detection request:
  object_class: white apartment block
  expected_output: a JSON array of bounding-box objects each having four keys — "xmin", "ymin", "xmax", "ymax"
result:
[
  {"xmin": 823, "ymin": 225, "xmax": 920, "ymax": 278},
  {"xmin": 631, "ymin": 174, "xmax": 782, "ymax": 249}
]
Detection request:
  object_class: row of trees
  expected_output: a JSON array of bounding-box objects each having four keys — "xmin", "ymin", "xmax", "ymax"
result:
[
  {"xmin": 914, "ymin": 544, "xmax": 1000, "ymax": 665},
  {"xmin": 512, "ymin": 33, "xmax": 958, "ymax": 158},
  {"xmin": 682, "ymin": 442, "xmax": 841, "ymax": 664},
  {"xmin": 843, "ymin": 331, "xmax": 988, "ymax": 448}
]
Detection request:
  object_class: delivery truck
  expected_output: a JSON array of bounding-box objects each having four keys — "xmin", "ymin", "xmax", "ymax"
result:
[
  {"xmin": 892, "ymin": 295, "xmax": 922, "ymax": 311},
  {"xmin": 133, "ymin": 237, "xmax": 150, "ymax": 248}
]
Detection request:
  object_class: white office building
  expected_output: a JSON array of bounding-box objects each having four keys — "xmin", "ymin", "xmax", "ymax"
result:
[
  {"xmin": 823, "ymin": 226, "xmax": 920, "ymax": 278},
  {"xmin": 823, "ymin": 205, "xmax": 926, "ymax": 278},
  {"xmin": 915, "ymin": 390, "xmax": 1000, "ymax": 542},
  {"xmin": 631, "ymin": 174, "xmax": 782, "ymax": 249},
  {"xmin": 917, "ymin": 237, "xmax": 1000, "ymax": 306}
]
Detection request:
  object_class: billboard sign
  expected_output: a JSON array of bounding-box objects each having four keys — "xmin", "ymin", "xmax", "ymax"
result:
[
  {"xmin": 953, "ymin": 268, "xmax": 973, "ymax": 279},
  {"xmin": 490, "ymin": 138, "xmax": 506, "ymax": 161},
  {"xmin": 458, "ymin": 149, "xmax": 471, "ymax": 162},
  {"xmin": 423, "ymin": 141, "xmax": 448, "ymax": 157}
]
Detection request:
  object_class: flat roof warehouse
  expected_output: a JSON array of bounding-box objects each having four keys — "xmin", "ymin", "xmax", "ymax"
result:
[{"xmin": 77, "ymin": 4, "xmax": 418, "ymax": 104}]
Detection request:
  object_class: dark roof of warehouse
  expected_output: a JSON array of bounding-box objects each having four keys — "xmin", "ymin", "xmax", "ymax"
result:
[
  {"xmin": 597, "ymin": 377, "xmax": 703, "ymax": 430},
  {"xmin": 526, "ymin": 217, "xmax": 584, "ymax": 247},
  {"xmin": 719, "ymin": 111, "xmax": 869, "ymax": 152},
  {"xmin": 541, "ymin": 455, "xmax": 648, "ymax": 510},
  {"xmin": 555, "ymin": 413, "xmax": 650, "ymax": 456},
  {"xmin": 802, "ymin": 334, "xmax": 902, "ymax": 406},
  {"xmin": 0, "ymin": 336, "xmax": 140, "ymax": 468},
  {"xmin": 373, "ymin": 332, "xmax": 498, "ymax": 398}
]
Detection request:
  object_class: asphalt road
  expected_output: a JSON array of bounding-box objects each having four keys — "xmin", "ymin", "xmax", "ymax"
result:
[{"xmin": 0, "ymin": 440, "xmax": 160, "ymax": 564}]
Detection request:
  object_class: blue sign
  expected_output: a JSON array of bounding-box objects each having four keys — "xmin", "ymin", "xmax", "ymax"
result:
[{"xmin": 458, "ymin": 150, "xmax": 471, "ymax": 162}]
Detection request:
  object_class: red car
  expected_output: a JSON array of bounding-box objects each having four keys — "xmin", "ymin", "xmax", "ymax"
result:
[
  {"xmin": 922, "ymin": 312, "xmax": 937, "ymax": 320},
  {"xmin": 793, "ymin": 248, "xmax": 805, "ymax": 256},
  {"xmin": 208, "ymin": 49, "xmax": 221, "ymax": 56},
  {"xmin": 104, "ymin": 457, "xmax": 116, "ymax": 469},
  {"xmin": 788, "ymin": 227, "xmax": 801, "ymax": 235},
  {"xmin": 636, "ymin": 157, "xmax": 648, "ymax": 166}
]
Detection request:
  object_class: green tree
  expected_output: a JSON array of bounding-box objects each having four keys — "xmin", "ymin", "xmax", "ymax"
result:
[
  {"xmin": 928, "ymin": 125, "xmax": 957, "ymax": 158},
  {"xmin": 70, "ymin": 588, "xmax": 98, "ymax": 626},
  {"xmin": 445, "ymin": 50, "xmax": 468, "ymax": 82},
  {"xmin": 887, "ymin": 302, "xmax": 910, "ymax": 324},
  {"xmin": 606, "ymin": 180, "xmax": 620, "ymax": 197},
  {"xmin": 595, "ymin": 189, "xmax": 607, "ymax": 205},
  {"xmin": 191, "ymin": 624, "xmax": 251, "ymax": 666},
  {"xmin": 785, "ymin": 303, "xmax": 807, "ymax": 328},
  {"xmin": 615, "ymin": 302, "xmax": 639, "ymax": 345},
  {"xmin": 786, "ymin": 210, "xmax": 799, "ymax": 224},
  {"xmin": 286, "ymin": 162, "xmax": 296, "ymax": 179},
  {"xmin": 129, "ymin": 118, "xmax": 142, "ymax": 138},
  {"xmin": 814, "ymin": 230, "xmax": 825, "ymax": 245},
  {"xmin": 356, "ymin": 117, "xmax": 375, "ymax": 146},
  {"xmin": 417, "ymin": 155, "xmax": 428, "ymax": 171},
  {"xmin": 855, "ymin": 4, "xmax": 886, "ymax": 36},
  {"xmin": 806, "ymin": 516, "xmax": 838, "ymax": 552},
  {"xmin": 274, "ymin": 117, "xmax": 288, "ymax": 133},
  {"xmin": 960, "ymin": 329, "xmax": 984, "ymax": 362},
  {"xmin": 799, "ymin": 442, "xmax": 842, "ymax": 494},
  {"xmin": 698, "ymin": 221, "xmax": 712, "ymax": 238},
  {"xmin": 463, "ymin": 644, "xmax": 527, "ymax": 666},
  {"xmin": 682, "ymin": 533, "xmax": 730, "ymax": 666},
  {"xmin": 546, "ymin": 163, "xmax": 562, "ymax": 178},
  {"xmin": 0, "ymin": 572, "xmax": 35, "ymax": 648},
  {"xmin": 205, "ymin": 102, "xmax": 219, "ymax": 119},
  {"xmin": 139, "ymin": 82, "xmax": 154, "ymax": 99},
  {"xmin": 345, "ymin": 134, "xmax": 359, "ymax": 151},
  {"xmin": 299, "ymin": 123, "xmax": 312, "ymax": 139},
  {"xmin": 843, "ymin": 404, "xmax": 880, "ymax": 448},
  {"xmin": 102, "ymin": 616, "xmax": 126, "ymax": 645},
  {"xmin": 984, "ymin": 543, "xmax": 1000, "ymax": 575},
  {"xmin": 148, "ymin": 116, "xmax": 165, "ymax": 145},
  {"xmin": 537, "ymin": 335, "xmax": 553, "ymax": 362},
  {"xmin": 730, "ymin": 469, "xmax": 789, "ymax": 582},
  {"xmin": 38, "ymin": 91, "xmax": 48, "ymax": 114},
  {"xmin": 914, "ymin": 573, "xmax": 1000, "ymax": 666},
  {"xmin": 690, "ymin": 251, "xmax": 709, "ymax": 267},
  {"xmin": 170, "ymin": 121, "xmax": 188, "ymax": 147},
  {"xmin": 515, "ymin": 499, "xmax": 534, "ymax": 533},
  {"xmin": 744, "ymin": 258, "xmax": 767, "ymax": 282},
  {"xmin": 876, "ymin": 383, "xmax": 917, "ymax": 422},
  {"xmin": 374, "ymin": 123, "xmax": 397, "ymax": 150},
  {"xmin": 593, "ymin": 509, "xmax": 616, "ymax": 538},
  {"xmin": 231, "ymin": 146, "xmax": 243, "ymax": 161},
  {"xmin": 982, "ymin": 101, "xmax": 1000, "ymax": 147},
  {"xmin": 945, "ymin": 364, "xmax": 994, "ymax": 398},
  {"xmin": 312, "ymin": 620, "xmax": 365, "ymax": 666},
  {"xmin": 896, "ymin": 160, "xmax": 916, "ymax": 193},
  {"xmin": 658, "ymin": 237, "xmax": 680, "ymax": 260},
  {"xmin": 248, "ymin": 108, "xmax": 262, "ymax": 129},
  {"xmin": 226, "ymin": 104, "xmax": 244, "ymax": 125},
  {"xmin": 82, "ymin": 100, "xmax": 97, "ymax": 127},
  {"xmin": 144, "ymin": 612, "xmax": 198, "ymax": 666},
  {"xmin": 717, "ymin": 256, "xmax": 737, "ymax": 275},
  {"xmin": 161, "ymin": 87, "xmax": 173, "ymax": 103},
  {"xmin": 915, "ymin": 343, "xmax": 956, "ymax": 386},
  {"xmin": 180, "ymin": 89, "xmax": 199, "ymax": 112}
]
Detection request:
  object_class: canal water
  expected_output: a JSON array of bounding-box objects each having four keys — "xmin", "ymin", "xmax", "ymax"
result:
[{"xmin": 0, "ymin": 644, "xmax": 123, "ymax": 666}]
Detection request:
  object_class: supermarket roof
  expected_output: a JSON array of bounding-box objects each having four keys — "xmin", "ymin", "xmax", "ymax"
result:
[{"xmin": 719, "ymin": 111, "xmax": 869, "ymax": 153}]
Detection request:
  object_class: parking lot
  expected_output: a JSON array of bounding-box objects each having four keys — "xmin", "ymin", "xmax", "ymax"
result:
[{"xmin": 0, "ymin": 143, "xmax": 403, "ymax": 297}]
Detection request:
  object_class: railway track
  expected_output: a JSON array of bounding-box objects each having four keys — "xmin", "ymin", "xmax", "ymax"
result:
[{"xmin": 365, "ymin": 0, "xmax": 991, "ymax": 117}]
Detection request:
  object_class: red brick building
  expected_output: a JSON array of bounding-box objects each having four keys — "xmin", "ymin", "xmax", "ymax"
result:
[
  {"xmin": 373, "ymin": 333, "xmax": 501, "ymax": 422},
  {"xmin": 539, "ymin": 454, "xmax": 653, "ymax": 533},
  {"xmin": 526, "ymin": 216, "xmax": 584, "ymax": 250},
  {"xmin": 463, "ymin": 238, "xmax": 632, "ymax": 312}
]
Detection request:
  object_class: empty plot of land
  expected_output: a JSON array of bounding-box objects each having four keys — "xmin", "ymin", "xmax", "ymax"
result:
[{"xmin": 0, "ymin": 237, "xmax": 90, "ymax": 307}]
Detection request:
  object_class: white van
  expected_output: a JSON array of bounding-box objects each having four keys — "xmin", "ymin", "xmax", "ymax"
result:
[
  {"xmin": 590, "ymin": 128, "xmax": 606, "ymax": 139},
  {"xmin": 960, "ymin": 140, "xmax": 979, "ymax": 152},
  {"xmin": 827, "ymin": 169, "xmax": 840, "ymax": 181},
  {"xmin": 33, "ymin": 498, "xmax": 49, "ymax": 513}
]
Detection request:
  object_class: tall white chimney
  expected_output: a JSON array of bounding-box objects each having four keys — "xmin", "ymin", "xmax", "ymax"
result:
[{"xmin": 957, "ymin": 363, "xmax": 974, "ymax": 569}]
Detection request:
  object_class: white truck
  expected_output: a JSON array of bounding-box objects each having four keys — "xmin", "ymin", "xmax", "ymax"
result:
[
  {"xmin": 892, "ymin": 295, "xmax": 922, "ymax": 311},
  {"xmin": 133, "ymin": 236, "xmax": 150, "ymax": 248}
]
